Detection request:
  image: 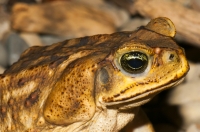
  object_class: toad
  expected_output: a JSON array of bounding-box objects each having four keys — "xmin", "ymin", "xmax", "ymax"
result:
[{"xmin": 0, "ymin": 17, "xmax": 189, "ymax": 132}]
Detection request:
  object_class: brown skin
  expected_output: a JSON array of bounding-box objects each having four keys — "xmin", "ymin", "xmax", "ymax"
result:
[{"xmin": 0, "ymin": 17, "xmax": 189, "ymax": 132}]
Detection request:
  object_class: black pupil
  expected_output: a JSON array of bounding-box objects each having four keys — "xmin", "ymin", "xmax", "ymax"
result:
[
  {"xmin": 127, "ymin": 58, "xmax": 144, "ymax": 69},
  {"xmin": 120, "ymin": 51, "xmax": 148, "ymax": 74}
]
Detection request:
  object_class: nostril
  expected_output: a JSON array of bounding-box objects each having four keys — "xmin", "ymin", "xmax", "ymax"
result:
[
  {"xmin": 169, "ymin": 54, "xmax": 174, "ymax": 60},
  {"xmin": 163, "ymin": 51, "xmax": 178, "ymax": 63}
]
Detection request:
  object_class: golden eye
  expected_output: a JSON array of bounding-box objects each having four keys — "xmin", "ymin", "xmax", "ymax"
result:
[{"xmin": 120, "ymin": 51, "xmax": 148, "ymax": 74}]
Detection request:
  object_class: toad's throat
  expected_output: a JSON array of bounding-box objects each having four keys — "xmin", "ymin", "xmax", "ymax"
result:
[{"xmin": 103, "ymin": 77, "xmax": 185, "ymax": 107}]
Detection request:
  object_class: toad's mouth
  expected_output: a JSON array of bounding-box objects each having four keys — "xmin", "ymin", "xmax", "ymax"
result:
[{"xmin": 103, "ymin": 77, "xmax": 185, "ymax": 109}]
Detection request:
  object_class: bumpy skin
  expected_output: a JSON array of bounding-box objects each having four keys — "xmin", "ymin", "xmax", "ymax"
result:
[{"xmin": 0, "ymin": 17, "xmax": 189, "ymax": 132}]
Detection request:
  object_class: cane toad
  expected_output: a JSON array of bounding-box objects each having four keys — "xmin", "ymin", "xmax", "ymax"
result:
[{"xmin": 0, "ymin": 17, "xmax": 189, "ymax": 132}]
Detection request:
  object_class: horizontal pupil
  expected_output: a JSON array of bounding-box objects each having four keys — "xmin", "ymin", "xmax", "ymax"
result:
[{"xmin": 127, "ymin": 59, "xmax": 144, "ymax": 69}]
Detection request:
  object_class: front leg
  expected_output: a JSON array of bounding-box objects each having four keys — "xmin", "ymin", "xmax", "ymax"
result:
[
  {"xmin": 88, "ymin": 108, "xmax": 139, "ymax": 132},
  {"xmin": 88, "ymin": 109, "xmax": 118, "ymax": 132},
  {"xmin": 121, "ymin": 108, "xmax": 155, "ymax": 132}
]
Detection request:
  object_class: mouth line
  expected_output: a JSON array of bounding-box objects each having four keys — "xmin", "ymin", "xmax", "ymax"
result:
[{"xmin": 104, "ymin": 77, "xmax": 185, "ymax": 106}]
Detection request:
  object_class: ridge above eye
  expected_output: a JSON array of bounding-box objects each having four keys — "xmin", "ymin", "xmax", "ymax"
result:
[{"xmin": 120, "ymin": 51, "xmax": 148, "ymax": 74}]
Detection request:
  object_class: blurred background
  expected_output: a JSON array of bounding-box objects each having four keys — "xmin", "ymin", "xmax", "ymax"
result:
[{"xmin": 0, "ymin": 0, "xmax": 200, "ymax": 132}]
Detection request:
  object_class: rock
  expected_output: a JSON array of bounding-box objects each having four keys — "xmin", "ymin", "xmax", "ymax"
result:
[
  {"xmin": 133, "ymin": 0, "xmax": 200, "ymax": 48},
  {"xmin": 110, "ymin": 0, "xmax": 192, "ymax": 14},
  {"xmin": 0, "ymin": 5, "xmax": 11, "ymax": 41},
  {"xmin": 0, "ymin": 0, "xmax": 8, "ymax": 4},
  {"xmin": 77, "ymin": 0, "xmax": 130, "ymax": 28},
  {"xmin": 187, "ymin": 124, "xmax": 200, "ymax": 132},
  {"xmin": 173, "ymin": 0, "xmax": 192, "ymax": 7},
  {"xmin": 0, "ymin": 21, "xmax": 10, "ymax": 41},
  {"xmin": 162, "ymin": 62, "xmax": 200, "ymax": 129},
  {"xmin": 41, "ymin": 0, "xmax": 69, "ymax": 3},
  {"xmin": 11, "ymin": 1, "xmax": 117, "ymax": 38},
  {"xmin": 20, "ymin": 32, "xmax": 44, "ymax": 46},
  {"xmin": 5, "ymin": 32, "xmax": 29, "ymax": 65},
  {"xmin": 0, "ymin": 43, "xmax": 8, "ymax": 67},
  {"xmin": 108, "ymin": 0, "xmax": 138, "ymax": 15},
  {"xmin": 167, "ymin": 81, "xmax": 200, "ymax": 105},
  {"xmin": 120, "ymin": 17, "xmax": 149, "ymax": 31},
  {"xmin": 6, "ymin": 0, "xmax": 37, "ymax": 11},
  {"xmin": 167, "ymin": 63, "xmax": 200, "ymax": 105},
  {"xmin": 39, "ymin": 34, "xmax": 66, "ymax": 45},
  {"xmin": 191, "ymin": 0, "xmax": 200, "ymax": 13},
  {"xmin": 180, "ymin": 103, "xmax": 200, "ymax": 128},
  {"xmin": 185, "ymin": 62, "xmax": 200, "ymax": 82},
  {"xmin": 0, "ymin": 65, "xmax": 5, "ymax": 74}
]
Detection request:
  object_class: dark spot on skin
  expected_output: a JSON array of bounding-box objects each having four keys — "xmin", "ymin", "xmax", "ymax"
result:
[
  {"xmin": 138, "ymin": 82, "xmax": 144, "ymax": 85},
  {"xmin": 58, "ymin": 104, "xmax": 63, "ymax": 109},
  {"xmin": 172, "ymin": 75, "xmax": 178, "ymax": 81},
  {"xmin": 0, "ymin": 106, "xmax": 7, "ymax": 116},
  {"xmin": 8, "ymin": 98, "xmax": 14, "ymax": 105},
  {"xmin": 113, "ymin": 94, "xmax": 120, "ymax": 97},
  {"xmin": 50, "ymin": 55, "xmax": 60, "ymax": 61},
  {"xmin": 12, "ymin": 105, "xmax": 17, "ymax": 111},
  {"xmin": 25, "ymin": 100, "xmax": 31, "ymax": 107},
  {"xmin": 1, "ymin": 106, "xmax": 6, "ymax": 113},
  {"xmin": 49, "ymin": 57, "xmax": 67, "ymax": 69},
  {"xmin": 18, "ymin": 78, "xmax": 27, "ymax": 86},
  {"xmin": 29, "ymin": 67, "xmax": 34, "ymax": 70},
  {"xmin": 104, "ymin": 96, "xmax": 114, "ymax": 102},
  {"xmin": 72, "ymin": 101, "xmax": 80, "ymax": 109},
  {"xmin": 12, "ymin": 113, "xmax": 18, "ymax": 120},
  {"xmin": 120, "ymin": 90, "xmax": 126, "ymax": 94},
  {"xmin": 0, "ymin": 75, "xmax": 5, "ymax": 78},
  {"xmin": 24, "ymin": 89, "xmax": 40, "ymax": 107},
  {"xmin": 154, "ymin": 79, "xmax": 158, "ymax": 82},
  {"xmin": 76, "ymin": 36, "xmax": 89, "ymax": 47}
]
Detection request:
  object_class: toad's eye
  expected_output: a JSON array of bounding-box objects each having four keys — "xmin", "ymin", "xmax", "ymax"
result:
[{"xmin": 120, "ymin": 51, "xmax": 148, "ymax": 74}]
